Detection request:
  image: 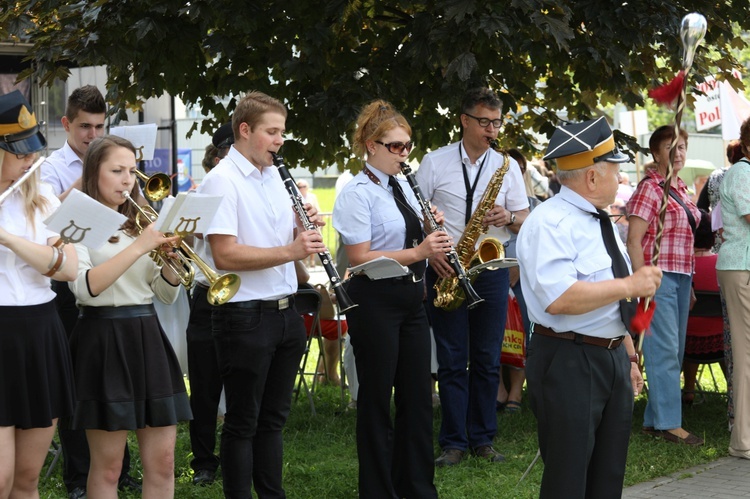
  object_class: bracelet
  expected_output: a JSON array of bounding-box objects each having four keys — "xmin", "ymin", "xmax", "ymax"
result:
[
  {"xmin": 629, "ymin": 353, "xmax": 639, "ymax": 364},
  {"xmin": 43, "ymin": 245, "xmax": 64, "ymax": 277}
]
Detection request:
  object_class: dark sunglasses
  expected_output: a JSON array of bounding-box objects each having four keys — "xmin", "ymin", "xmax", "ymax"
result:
[{"xmin": 375, "ymin": 140, "xmax": 414, "ymax": 154}]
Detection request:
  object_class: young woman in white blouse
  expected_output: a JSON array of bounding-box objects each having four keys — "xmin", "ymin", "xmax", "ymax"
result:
[
  {"xmin": 0, "ymin": 90, "xmax": 78, "ymax": 498},
  {"xmin": 67, "ymin": 135, "xmax": 192, "ymax": 498}
]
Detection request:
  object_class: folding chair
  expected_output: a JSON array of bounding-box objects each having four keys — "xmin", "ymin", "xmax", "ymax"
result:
[
  {"xmin": 313, "ymin": 283, "xmax": 349, "ymax": 407},
  {"xmin": 294, "ymin": 288, "xmax": 323, "ymax": 415},
  {"xmin": 684, "ymin": 288, "xmax": 726, "ymax": 403},
  {"xmin": 45, "ymin": 436, "xmax": 63, "ymax": 478}
]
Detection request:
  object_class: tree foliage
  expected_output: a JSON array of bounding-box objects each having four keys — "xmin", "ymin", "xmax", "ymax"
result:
[{"xmin": 1, "ymin": 0, "xmax": 747, "ymax": 171}]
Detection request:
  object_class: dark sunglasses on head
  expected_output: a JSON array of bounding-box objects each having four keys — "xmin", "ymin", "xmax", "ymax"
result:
[{"xmin": 375, "ymin": 140, "xmax": 414, "ymax": 154}]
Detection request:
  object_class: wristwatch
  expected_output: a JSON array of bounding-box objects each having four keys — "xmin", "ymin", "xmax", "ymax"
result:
[
  {"xmin": 629, "ymin": 353, "xmax": 640, "ymax": 364},
  {"xmin": 507, "ymin": 212, "xmax": 516, "ymax": 226}
]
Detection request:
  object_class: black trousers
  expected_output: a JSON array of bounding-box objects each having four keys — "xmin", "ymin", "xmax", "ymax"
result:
[
  {"xmin": 52, "ymin": 280, "xmax": 131, "ymax": 491},
  {"xmin": 345, "ymin": 276, "xmax": 437, "ymax": 499},
  {"xmin": 212, "ymin": 300, "xmax": 306, "ymax": 499},
  {"xmin": 186, "ymin": 285, "xmax": 222, "ymax": 473},
  {"xmin": 526, "ymin": 332, "xmax": 633, "ymax": 499}
]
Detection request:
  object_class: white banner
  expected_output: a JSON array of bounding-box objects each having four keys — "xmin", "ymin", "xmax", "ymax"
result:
[{"xmin": 694, "ymin": 77, "xmax": 721, "ymax": 131}]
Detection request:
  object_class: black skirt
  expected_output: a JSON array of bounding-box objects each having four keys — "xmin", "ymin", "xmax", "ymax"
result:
[
  {"xmin": 0, "ymin": 300, "xmax": 76, "ymax": 429},
  {"xmin": 66, "ymin": 304, "xmax": 192, "ymax": 431}
]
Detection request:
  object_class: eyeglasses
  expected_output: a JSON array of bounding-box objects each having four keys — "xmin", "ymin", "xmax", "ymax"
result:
[
  {"xmin": 375, "ymin": 140, "xmax": 414, "ymax": 154},
  {"xmin": 14, "ymin": 153, "xmax": 35, "ymax": 160},
  {"xmin": 464, "ymin": 113, "xmax": 502, "ymax": 129}
]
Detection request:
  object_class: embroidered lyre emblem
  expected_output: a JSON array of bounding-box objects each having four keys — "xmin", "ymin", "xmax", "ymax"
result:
[
  {"xmin": 174, "ymin": 216, "xmax": 200, "ymax": 237},
  {"xmin": 60, "ymin": 220, "xmax": 91, "ymax": 244}
]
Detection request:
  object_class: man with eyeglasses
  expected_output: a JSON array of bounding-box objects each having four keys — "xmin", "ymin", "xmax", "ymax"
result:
[{"xmin": 416, "ymin": 87, "xmax": 529, "ymax": 466}]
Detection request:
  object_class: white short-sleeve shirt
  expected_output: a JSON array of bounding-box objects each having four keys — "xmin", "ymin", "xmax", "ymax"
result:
[
  {"xmin": 200, "ymin": 146, "xmax": 297, "ymax": 302},
  {"xmin": 40, "ymin": 142, "xmax": 82, "ymax": 196},
  {"xmin": 0, "ymin": 183, "xmax": 60, "ymax": 306},
  {"xmin": 517, "ymin": 186, "xmax": 631, "ymax": 338}
]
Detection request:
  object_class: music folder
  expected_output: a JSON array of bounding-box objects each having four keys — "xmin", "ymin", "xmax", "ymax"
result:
[
  {"xmin": 348, "ymin": 256, "xmax": 409, "ymax": 280},
  {"xmin": 44, "ymin": 189, "xmax": 127, "ymax": 249},
  {"xmin": 109, "ymin": 124, "xmax": 158, "ymax": 161},
  {"xmin": 154, "ymin": 192, "xmax": 223, "ymax": 236}
]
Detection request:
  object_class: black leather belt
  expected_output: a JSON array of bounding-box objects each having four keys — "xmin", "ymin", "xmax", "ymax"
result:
[
  {"xmin": 79, "ymin": 304, "xmax": 156, "ymax": 319},
  {"xmin": 195, "ymin": 282, "xmax": 210, "ymax": 291},
  {"xmin": 533, "ymin": 324, "xmax": 624, "ymax": 350},
  {"xmin": 223, "ymin": 296, "xmax": 294, "ymax": 311}
]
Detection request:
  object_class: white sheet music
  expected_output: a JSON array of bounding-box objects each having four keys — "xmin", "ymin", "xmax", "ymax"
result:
[
  {"xmin": 348, "ymin": 256, "xmax": 409, "ymax": 280},
  {"xmin": 109, "ymin": 124, "xmax": 158, "ymax": 161},
  {"xmin": 154, "ymin": 192, "xmax": 222, "ymax": 235},
  {"xmin": 44, "ymin": 189, "xmax": 127, "ymax": 249}
]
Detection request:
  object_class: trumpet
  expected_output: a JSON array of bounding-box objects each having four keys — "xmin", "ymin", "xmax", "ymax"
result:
[
  {"xmin": 121, "ymin": 191, "xmax": 241, "ymax": 305},
  {"xmin": 135, "ymin": 170, "xmax": 172, "ymax": 202},
  {"xmin": 0, "ymin": 155, "xmax": 46, "ymax": 205},
  {"xmin": 271, "ymin": 153, "xmax": 357, "ymax": 313}
]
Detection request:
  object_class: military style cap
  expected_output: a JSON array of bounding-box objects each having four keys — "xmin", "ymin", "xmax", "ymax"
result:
[
  {"xmin": 0, "ymin": 90, "xmax": 46, "ymax": 155},
  {"xmin": 543, "ymin": 117, "xmax": 628, "ymax": 171},
  {"xmin": 212, "ymin": 122, "xmax": 234, "ymax": 148}
]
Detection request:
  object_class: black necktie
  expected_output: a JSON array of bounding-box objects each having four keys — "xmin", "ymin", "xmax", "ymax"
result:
[
  {"xmin": 592, "ymin": 209, "xmax": 637, "ymax": 335},
  {"xmin": 389, "ymin": 176, "xmax": 425, "ymax": 278}
]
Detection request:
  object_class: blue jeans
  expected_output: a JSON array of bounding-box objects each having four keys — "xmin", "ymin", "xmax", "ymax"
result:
[
  {"xmin": 426, "ymin": 267, "xmax": 509, "ymax": 451},
  {"xmin": 642, "ymin": 272, "xmax": 692, "ymax": 430},
  {"xmin": 212, "ymin": 303, "xmax": 306, "ymax": 499}
]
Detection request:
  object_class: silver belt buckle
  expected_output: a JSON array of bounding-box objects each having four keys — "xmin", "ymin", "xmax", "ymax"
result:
[
  {"xmin": 278, "ymin": 297, "xmax": 290, "ymax": 310},
  {"xmin": 607, "ymin": 337, "xmax": 621, "ymax": 349}
]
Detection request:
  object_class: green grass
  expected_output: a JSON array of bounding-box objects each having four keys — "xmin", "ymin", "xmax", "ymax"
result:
[{"xmin": 38, "ymin": 357, "xmax": 731, "ymax": 498}]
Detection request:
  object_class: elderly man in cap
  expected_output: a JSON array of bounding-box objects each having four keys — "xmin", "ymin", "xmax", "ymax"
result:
[{"xmin": 517, "ymin": 117, "xmax": 662, "ymax": 498}]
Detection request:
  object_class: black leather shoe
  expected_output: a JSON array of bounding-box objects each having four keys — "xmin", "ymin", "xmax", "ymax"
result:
[
  {"xmin": 118, "ymin": 475, "xmax": 142, "ymax": 493},
  {"xmin": 193, "ymin": 468, "xmax": 216, "ymax": 486},
  {"xmin": 435, "ymin": 448, "xmax": 465, "ymax": 467},
  {"xmin": 68, "ymin": 487, "xmax": 86, "ymax": 499},
  {"xmin": 473, "ymin": 445, "xmax": 505, "ymax": 463}
]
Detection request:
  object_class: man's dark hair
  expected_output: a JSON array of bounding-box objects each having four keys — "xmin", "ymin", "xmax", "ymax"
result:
[
  {"xmin": 460, "ymin": 87, "xmax": 502, "ymax": 115},
  {"xmin": 66, "ymin": 85, "xmax": 106, "ymax": 121}
]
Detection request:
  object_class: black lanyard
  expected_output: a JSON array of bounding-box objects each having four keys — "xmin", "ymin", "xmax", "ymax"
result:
[{"xmin": 459, "ymin": 143, "xmax": 489, "ymax": 225}]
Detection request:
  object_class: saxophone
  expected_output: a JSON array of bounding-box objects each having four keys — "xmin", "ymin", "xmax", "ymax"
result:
[{"xmin": 433, "ymin": 141, "xmax": 510, "ymax": 311}]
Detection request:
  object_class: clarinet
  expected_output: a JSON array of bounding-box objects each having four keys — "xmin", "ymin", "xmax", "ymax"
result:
[
  {"xmin": 399, "ymin": 162, "xmax": 484, "ymax": 310},
  {"xmin": 271, "ymin": 153, "xmax": 357, "ymax": 312}
]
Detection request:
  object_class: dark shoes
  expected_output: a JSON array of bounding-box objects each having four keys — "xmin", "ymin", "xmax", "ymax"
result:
[
  {"xmin": 193, "ymin": 468, "xmax": 216, "ymax": 486},
  {"xmin": 642, "ymin": 427, "xmax": 704, "ymax": 446},
  {"xmin": 435, "ymin": 449, "xmax": 465, "ymax": 467},
  {"xmin": 68, "ymin": 487, "xmax": 86, "ymax": 499},
  {"xmin": 118, "ymin": 475, "xmax": 143, "ymax": 493},
  {"xmin": 473, "ymin": 445, "xmax": 506, "ymax": 462}
]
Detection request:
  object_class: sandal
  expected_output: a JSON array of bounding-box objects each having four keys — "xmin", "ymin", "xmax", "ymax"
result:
[
  {"xmin": 505, "ymin": 400, "xmax": 522, "ymax": 413},
  {"xmin": 496, "ymin": 400, "xmax": 507, "ymax": 412}
]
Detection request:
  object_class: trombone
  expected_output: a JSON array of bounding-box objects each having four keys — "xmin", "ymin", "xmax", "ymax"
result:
[
  {"xmin": 135, "ymin": 170, "xmax": 172, "ymax": 202},
  {"xmin": 122, "ymin": 191, "xmax": 241, "ymax": 305}
]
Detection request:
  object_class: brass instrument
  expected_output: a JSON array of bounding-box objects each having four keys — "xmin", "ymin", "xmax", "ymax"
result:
[
  {"xmin": 135, "ymin": 170, "xmax": 172, "ymax": 202},
  {"xmin": 0, "ymin": 156, "xmax": 45, "ymax": 205},
  {"xmin": 433, "ymin": 141, "xmax": 510, "ymax": 311},
  {"xmin": 121, "ymin": 191, "xmax": 241, "ymax": 305},
  {"xmin": 400, "ymin": 162, "xmax": 484, "ymax": 310}
]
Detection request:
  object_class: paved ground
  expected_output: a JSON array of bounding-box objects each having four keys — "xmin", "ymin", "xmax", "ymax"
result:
[{"xmin": 623, "ymin": 456, "xmax": 750, "ymax": 498}]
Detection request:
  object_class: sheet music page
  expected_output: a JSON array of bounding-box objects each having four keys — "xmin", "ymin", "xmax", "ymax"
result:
[
  {"xmin": 43, "ymin": 189, "xmax": 127, "ymax": 249},
  {"xmin": 154, "ymin": 192, "xmax": 223, "ymax": 235},
  {"xmin": 109, "ymin": 123, "xmax": 158, "ymax": 161},
  {"xmin": 348, "ymin": 256, "xmax": 409, "ymax": 280}
]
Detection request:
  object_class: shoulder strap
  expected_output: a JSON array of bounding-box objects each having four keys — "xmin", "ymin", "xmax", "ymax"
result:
[{"xmin": 659, "ymin": 181, "xmax": 696, "ymax": 234}]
